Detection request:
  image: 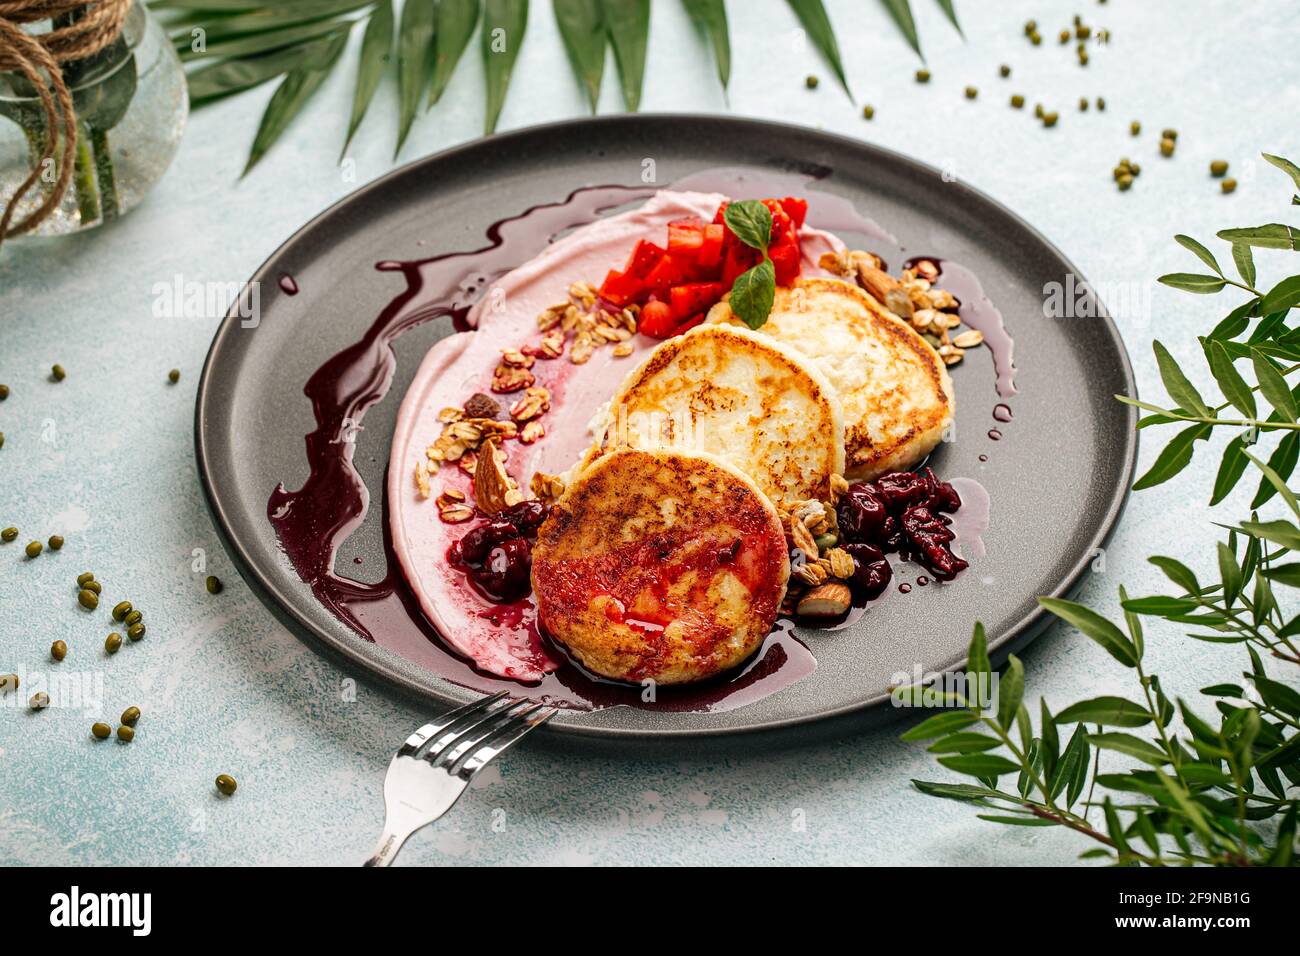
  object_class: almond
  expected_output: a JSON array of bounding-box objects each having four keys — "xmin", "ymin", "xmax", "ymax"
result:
[
  {"xmin": 796, "ymin": 581, "xmax": 852, "ymax": 618},
  {"xmin": 473, "ymin": 438, "xmax": 517, "ymax": 514}
]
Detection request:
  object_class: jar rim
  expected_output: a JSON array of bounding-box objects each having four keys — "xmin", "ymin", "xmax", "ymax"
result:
[{"xmin": 0, "ymin": 1, "xmax": 145, "ymax": 102}]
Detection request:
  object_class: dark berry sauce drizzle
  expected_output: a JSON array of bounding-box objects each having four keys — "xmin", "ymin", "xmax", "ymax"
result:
[
  {"xmin": 265, "ymin": 170, "xmax": 1002, "ymax": 711},
  {"xmin": 266, "ymin": 181, "xmax": 819, "ymax": 712}
]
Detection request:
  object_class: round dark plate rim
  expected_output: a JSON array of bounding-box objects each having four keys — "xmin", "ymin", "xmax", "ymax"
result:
[{"xmin": 195, "ymin": 113, "xmax": 1139, "ymax": 741}]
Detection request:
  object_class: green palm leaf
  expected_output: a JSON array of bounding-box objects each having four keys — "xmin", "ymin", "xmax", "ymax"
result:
[
  {"xmin": 934, "ymin": 0, "xmax": 962, "ymax": 37},
  {"xmin": 553, "ymin": 0, "xmax": 605, "ymax": 111},
  {"xmin": 187, "ymin": 28, "xmax": 350, "ymax": 103},
  {"xmin": 482, "ymin": 0, "xmax": 529, "ymax": 134},
  {"xmin": 395, "ymin": 0, "xmax": 437, "ymax": 157},
  {"xmin": 681, "ymin": 0, "xmax": 729, "ymax": 90},
  {"xmin": 342, "ymin": 0, "xmax": 392, "ymax": 158},
  {"xmin": 243, "ymin": 29, "xmax": 348, "ymax": 175},
  {"xmin": 179, "ymin": 0, "xmax": 375, "ymax": 43},
  {"xmin": 428, "ymin": 0, "xmax": 481, "ymax": 108},
  {"xmin": 177, "ymin": 19, "xmax": 346, "ymax": 63},
  {"xmin": 785, "ymin": 0, "xmax": 851, "ymax": 99},
  {"xmin": 879, "ymin": 0, "xmax": 920, "ymax": 58},
  {"xmin": 601, "ymin": 0, "xmax": 649, "ymax": 111}
]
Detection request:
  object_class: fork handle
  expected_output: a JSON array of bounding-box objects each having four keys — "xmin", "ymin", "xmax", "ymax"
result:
[{"xmin": 363, "ymin": 826, "xmax": 413, "ymax": 867}]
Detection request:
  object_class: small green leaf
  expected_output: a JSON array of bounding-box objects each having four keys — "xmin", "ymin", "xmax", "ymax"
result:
[
  {"xmin": 341, "ymin": 0, "xmax": 393, "ymax": 158},
  {"xmin": 1246, "ymin": 437, "xmax": 1300, "ymax": 514},
  {"xmin": 899, "ymin": 709, "xmax": 977, "ymax": 741},
  {"xmin": 1208, "ymin": 341, "xmax": 1256, "ymax": 418},
  {"xmin": 553, "ymin": 0, "xmax": 604, "ymax": 111},
  {"xmin": 242, "ymin": 31, "xmax": 347, "ymax": 175},
  {"xmin": 428, "ymin": 0, "xmax": 481, "ymax": 107},
  {"xmin": 723, "ymin": 199, "xmax": 772, "ymax": 251},
  {"xmin": 395, "ymin": 0, "xmax": 437, "ymax": 156},
  {"xmin": 1231, "ymin": 243, "xmax": 1256, "ymax": 288},
  {"xmin": 785, "ymin": 0, "xmax": 852, "ymax": 99},
  {"xmin": 729, "ymin": 259, "xmax": 776, "ymax": 330},
  {"xmin": 1119, "ymin": 595, "xmax": 1198, "ymax": 615},
  {"xmin": 1132, "ymin": 424, "xmax": 1211, "ymax": 490},
  {"xmin": 1152, "ymin": 340, "xmax": 1210, "ymax": 415},
  {"xmin": 1103, "ymin": 798, "xmax": 1132, "ymax": 854},
  {"xmin": 1148, "ymin": 555, "xmax": 1200, "ymax": 593},
  {"xmin": 681, "ymin": 0, "xmax": 729, "ymax": 90},
  {"xmin": 1262, "ymin": 562, "xmax": 1300, "ymax": 586},
  {"xmin": 1262, "ymin": 153, "xmax": 1300, "ymax": 194},
  {"xmin": 966, "ymin": 622, "xmax": 991, "ymax": 673},
  {"xmin": 1088, "ymin": 733, "xmax": 1170, "ymax": 766},
  {"xmin": 1241, "ymin": 518, "xmax": 1300, "ymax": 550},
  {"xmin": 1055, "ymin": 697, "xmax": 1153, "ymax": 727},
  {"xmin": 1252, "ymin": 675, "xmax": 1300, "ymax": 716},
  {"xmin": 482, "ymin": 0, "xmax": 529, "ymax": 133},
  {"xmin": 601, "ymin": 0, "xmax": 649, "ymax": 111},
  {"xmin": 1048, "ymin": 724, "xmax": 1089, "ymax": 805},
  {"xmin": 926, "ymin": 731, "xmax": 1000, "ymax": 754},
  {"xmin": 910, "ymin": 780, "xmax": 1002, "ymax": 802},
  {"xmin": 1253, "ymin": 351, "xmax": 1298, "ymax": 422},
  {"xmin": 1118, "ymin": 584, "xmax": 1144, "ymax": 659},
  {"xmin": 1158, "ymin": 272, "xmax": 1227, "ymax": 294},
  {"xmin": 1260, "ymin": 275, "xmax": 1300, "ymax": 315},
  {"xmin": 1210, "ymin": 434, "xmax": 1251, "ymax": 505},
  {"xmin": 1038, "ymin": 597, "xmax": 1138, "ymax": 667},
  {"xmin": 1216, "ymin": 224, "xmax": 1300, "ymax": 251},
  {"xmin": 1174, "ymin": 234, "xmax": 1223, "ymax": 276},
  {"xmin": 996, "ymin": 654, "xmax": 1023, "ymax": 731},
  {"xmin": 1218, "ymin": 541, "xmax": 1243, "ymax": 606},
  {"xmin": 1040, "ymin": 698, "xmax": 1059, "ymax": 779},
  {"xmin": 976, "ymin": 814, "xmax": 1056, "ymax": 826},
  {"xmin": 936, "ymin": 753, "xmax": 1021, "ymax": 777}
]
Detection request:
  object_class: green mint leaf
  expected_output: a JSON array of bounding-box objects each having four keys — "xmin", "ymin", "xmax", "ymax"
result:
[
  {"xmin": 723, "ymin": 199, "xmax": 771, "ymax": 252},
  {"xmin": 729, "ymin": 258, "xmax": 775, "ymax": 329}
]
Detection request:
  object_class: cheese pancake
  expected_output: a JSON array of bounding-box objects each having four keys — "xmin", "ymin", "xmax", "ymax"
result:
[
  {"xmin": 584, "ymin": 324, "xmax": 844, "ymax": 506},
  {"xmin": 708, "ymin": 277, "xmax": 955, "ymax": 479},
  {"xmin": 532, "ymin": 448, "xmax": 789, "ymax": 685}
]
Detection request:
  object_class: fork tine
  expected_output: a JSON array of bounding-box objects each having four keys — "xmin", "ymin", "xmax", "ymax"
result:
[
  {"xmin": 419, "ymin": 693, "xmax": 522, "ymax": 760},
  {"xmin": 457, "ymin": 706, "xmax": 558, "ymax": 777},
  {"xmin": 399, "ymin": 690, "xmax": 508, "ymax": 754},
  {"xmin": 432, "ymin": 701, "xmax": 552, "ymax": 774}
]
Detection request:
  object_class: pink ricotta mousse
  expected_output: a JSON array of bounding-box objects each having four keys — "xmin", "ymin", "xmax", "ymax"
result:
[{"xmin": 387, "ymin": 190, "xmax": 842, "ymax": 682}]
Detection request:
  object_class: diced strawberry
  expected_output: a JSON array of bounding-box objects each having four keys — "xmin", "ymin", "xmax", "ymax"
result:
[
  {"xmin": 624, "ymin": 239, "xmax": 664, "ymax": 278},
  {"xmin": 721, "ymin": 241, "xmax": 761, "ymax": 286},
  {"xmin": 778, "ymin": 197, "xmax": 808, "ymax": 229},
  {"xmin": 639, "ymin": 300, "xmax": 677, "ymax": 339},
  {"xmin": 669, "ymin": 282, "xmax": 723, "ymax": 320},
  {"xmin": 667, "ymin": 218, "xmax": 705, "ymax": 256},
  {"xmin": 642, "ymin": 253, "xmax": 687, "ymax": 292},
  {"xmin": 769, "ymin": 236, "xmax": 801, "ymax": 286},
  {"xmin": 712, "ymin": 201, "xmax": 729, "ymax": 225},
  {"xmin": 674, "ymin": 312, "xmax": 707, "ymax": 335},
  {"xmin": 696, "ymin": 224, "xmax": 725, "ymax": 270},
  {"xmin": 762, "ymin": 199, "xmax": 794, "ymax": 243},
  {"xmin": 599, "ymin": 269, "xmax": 644, "ymax": 307}
]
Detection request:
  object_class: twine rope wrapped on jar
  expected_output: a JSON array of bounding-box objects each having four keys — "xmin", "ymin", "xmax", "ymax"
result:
[{"xmin": 0, "ymin": 0, "xmax": 130, "ymax": 244}]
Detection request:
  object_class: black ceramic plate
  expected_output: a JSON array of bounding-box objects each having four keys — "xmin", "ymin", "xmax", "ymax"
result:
[{"xmin": 196, "ymin": 115, "xmax": 1136, "ymax": 747}]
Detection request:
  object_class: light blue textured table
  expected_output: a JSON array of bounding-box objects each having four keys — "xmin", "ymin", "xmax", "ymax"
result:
[{"xmin": 2, "ymin": 0, "xmax": 1297, "ymax": 866}]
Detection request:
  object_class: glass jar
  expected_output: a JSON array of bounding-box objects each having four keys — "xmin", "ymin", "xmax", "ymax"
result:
[{"xmin": 0, "ymin": 0, "xmax": 188, "ymax": 236}]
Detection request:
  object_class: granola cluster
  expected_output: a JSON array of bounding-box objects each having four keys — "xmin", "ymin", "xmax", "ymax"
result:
[
  {"xmin": 820, "ymin": 250, "xmax": 986, "ymax": 366},
  {"xmin": 532, "ymin": 281, "xmax": 639, "ymax": 367},
  {"xmin": 777, "ymin": 474, "xmax": 856, "ymax": 616},
  {"xmin": 413, "ymin": 387, "xmax": 544, "ymax": 521}
]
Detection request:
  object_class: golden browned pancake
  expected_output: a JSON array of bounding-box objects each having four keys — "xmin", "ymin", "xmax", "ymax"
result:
[
  {"xmin": 708, "ymin": 277, "xmax": 955, "ymax": 479},
  {"xmin": 531, "ymin": 448, "xmax": 789, "ymax": 685},
  {"xmin": 580, "ymin": 324, "xmax": 844, "ymax": 507}
]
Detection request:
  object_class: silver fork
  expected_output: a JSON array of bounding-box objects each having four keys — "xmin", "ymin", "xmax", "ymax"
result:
[{"xmin": 363, "ymin": 691, "xmax": 557, "ymax": 867}]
